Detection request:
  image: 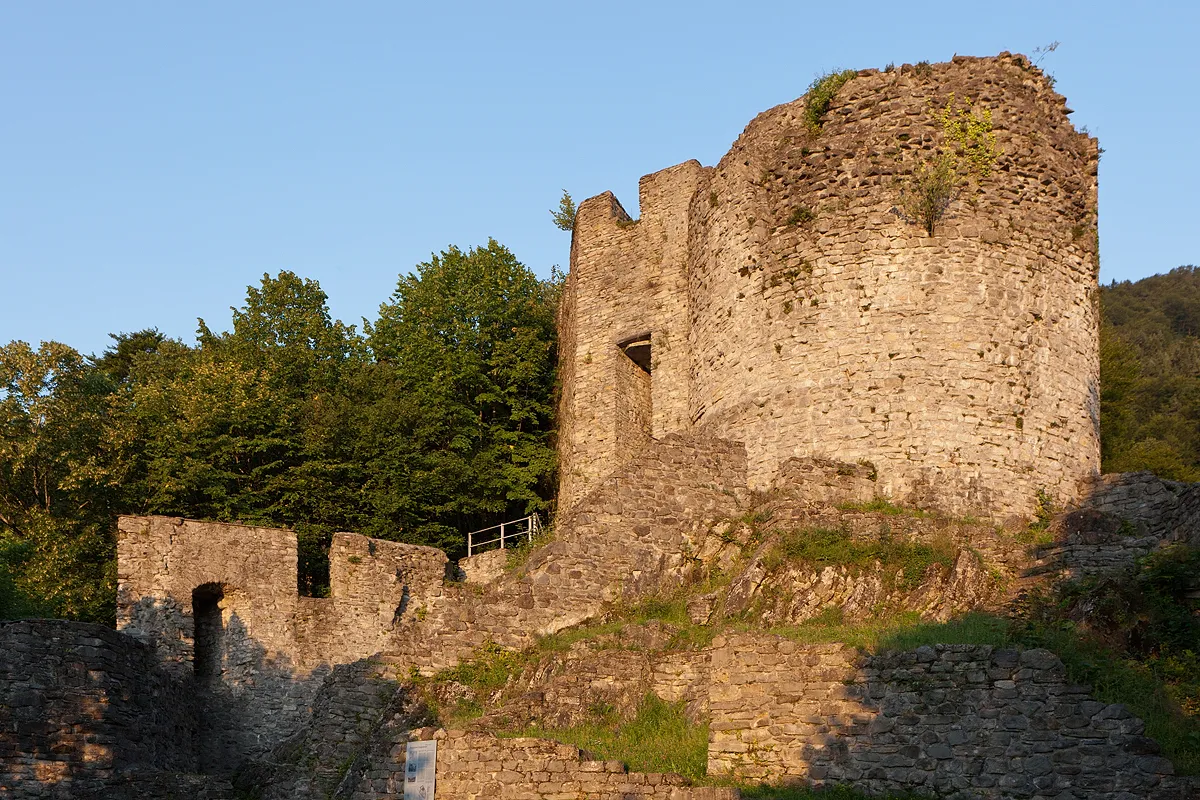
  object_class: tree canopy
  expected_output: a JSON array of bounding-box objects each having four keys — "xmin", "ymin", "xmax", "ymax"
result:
[
  {"xmin": 2, "ymin": 256, "xmax": 1197, "ymax": 625},
  {"xmin": 0, "ymin": 242, "xmax": 561, "ymax": 620},
  {"xmin": 1099, "ymin": 266, "xmax": 1200, "ymax": 481}
]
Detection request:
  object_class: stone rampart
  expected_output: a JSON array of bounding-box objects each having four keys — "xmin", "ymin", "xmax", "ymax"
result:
[
  {"xmin": 116, "ymin": 516, "xmax": 447, "ymax": 768},
  {"xmin": 428, "ymin": 732, "xmax": 737, "ymax": 800},
  {"xmin": 110, "ymin": 435, "xmax": 746, "ymax": 764},
  {"xmin": 0, "ymin": 619, "xmax": 213, "ymax": 798},
  {"xmin": 384, "ymin": 433, "xmax": 747, "ymax": 671},
  {"xmin": 560, "ymin": 54, "xmax": 1102, "ymax": 520},
  {"xmin": 707, "ymin": 634, "xmax": 1193, "ymax": 799},
  {"xmin": 1081, "ymin": 472, "xmax": 1200, "ymax": 543}
]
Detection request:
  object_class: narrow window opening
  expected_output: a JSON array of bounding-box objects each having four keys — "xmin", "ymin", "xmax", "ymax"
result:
[
  {"xmin": 296, "ymin": 525, "xmax": 332, "ymax": 598},
  {"xmin": 619, "ymin": 334, "xmax": 652, "ymax": 374},
  {"xmin": 615, "ymin": 333, "xmax": 653, "ymax": 458},
  {"xmin": 192, "ymin": 583, "xmax": 225, "ymax": 682}
]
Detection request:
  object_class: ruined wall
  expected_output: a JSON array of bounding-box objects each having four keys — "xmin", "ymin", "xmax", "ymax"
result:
[
  {"xmin": 232, "ymin": 626, "xmax": 1195, "ymax": 800},
  {"xmin": 560, "ymin": 54, "xmax": 1101, "ymax": 520},
  {"xmin": 293, "ymin": 532, "xmax": 447, "ymax": 662},
  {"xmin": 116, "ymin": 516, "xmax": 447, "ymax": 768},
  {"xmin": 707, "ymin": 635, "xmax": 1192, "ymax": 799},
  {"xmin": 0, "ymin": 620, "xmax": 208, "ymax": 798},
  {"xmin": 1081, "ymin": 472, "xmax": 1200, "ymax": 543},
  {"xmin": 117, "ymin": 516, "xmax": 299, "ymax": 672},
  {"xmin": 111, "ymin": 436, "xmax": 745, "ymax": 763},
  {"xmin": 557, "ymin": 161, "xmax": 710, "ymax": 512},
  {"xmin": 386, "ymin": 434, "xmax": 747, "ymax": 671},
  {"xmin": 430, "ymin": 733, "xmax": 735, "ymax": 800}
]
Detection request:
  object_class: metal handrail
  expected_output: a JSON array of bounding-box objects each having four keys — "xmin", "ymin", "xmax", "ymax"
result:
[{"xmin": 466, "ymin": 513, "xmax": 542, "ymax": 557}]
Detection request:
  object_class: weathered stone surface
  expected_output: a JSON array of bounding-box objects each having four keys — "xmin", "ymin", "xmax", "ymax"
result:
[
  {"xmin": 0, "ymin": 619, "xmax": 231, "ymax": 799},
  {"xmin": 107, "ymin": 435, "xmax": 745, "ymax": 768},
  {"xmin": 706, "ymin": 635, "xmax": 1198, "ymax": 799},
  {"xmin": 558, "ymin": 53, "xmax": 1102, "ymax": 521},
  {"xmin": 4, "ymin": 54, "xmax": 1199, "ymax": 800}
]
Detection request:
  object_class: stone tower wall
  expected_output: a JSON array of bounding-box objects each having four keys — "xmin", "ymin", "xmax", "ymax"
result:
[
  {"xmin": 559, "ymin": 54, "xmax": 1101, "ymax": 519},
  {"xmin": 556, "ymin": 161, "xmax": 709, "ymax": 512}
]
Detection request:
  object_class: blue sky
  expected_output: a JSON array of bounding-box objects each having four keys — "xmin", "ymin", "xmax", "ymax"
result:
[{"xmin": 2, "ymin": 1, "xmax": 1197, "ymax": 356}]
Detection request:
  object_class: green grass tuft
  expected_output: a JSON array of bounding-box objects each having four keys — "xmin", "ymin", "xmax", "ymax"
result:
[
  {"xmin": 835, "ymin": 498, "xmax": 933, "ymax": 518},
  {"xmin": 762, "ymin": 526, "xmax": 957, "ymax": 591},
  {"xmin": 437, "ymin": 641, "xmax": 525, "ymax": 694},
  {"xmin": 511, "ymin": 693, "xmax": 709, "ymax": 782}
]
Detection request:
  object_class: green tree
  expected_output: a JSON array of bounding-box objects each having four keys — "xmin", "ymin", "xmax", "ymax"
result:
[
  {"xmin": 365, "ymin": 239, "xmax": 559, "ymax": 553},
  {"xmin": 0, "ymin": 341, "xmax": 122, "ymax": 622},
  {"xmin": 550, "ymin": 190, "xmax": 576, "ymax": 232},
  {"xmin": 120, "ymin": 273, "xmax": 368, "ymax": 593},
  {"xmin": 1099, "ymin": 266, "xmax": 1200, "ymax": 481},
  {"xmin": 0, "ymin": 244, "xmax": 564, "ymax": 617}
]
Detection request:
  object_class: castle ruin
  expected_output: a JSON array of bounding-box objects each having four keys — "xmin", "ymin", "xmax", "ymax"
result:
[
  {"xmin": 558, "ymin": 52, "xmax": 1101, "ymax": 519},
  {"xmin": 4, "ymin": 55, "xmax": 1198, "ymax": 800}
]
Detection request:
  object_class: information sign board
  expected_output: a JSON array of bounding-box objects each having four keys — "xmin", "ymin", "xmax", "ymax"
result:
[{"xmin": 403, "ymin": 739, "xmax": 437, "ymax": 800}]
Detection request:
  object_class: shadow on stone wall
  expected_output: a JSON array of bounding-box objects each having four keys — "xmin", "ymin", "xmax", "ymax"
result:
[
  {"xmin": 0, "ymin": 619, "xmax": 205, "ymax": 796},
  {"xmin": 118, "ymin": 595, "xmax": 332, "ymax": 774},
  {"xmin": 1020, "ymin": 473, "xmax": 1200, "ymax": 582},
  {"xmin": 707, "ymin": 635, "xmax": 1195, "ymax": 800}
]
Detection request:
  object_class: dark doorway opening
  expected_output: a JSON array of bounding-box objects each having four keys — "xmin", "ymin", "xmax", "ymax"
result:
[{"xmin": 192, "ymin": 583, "xmax": 225, "ymax": 682}]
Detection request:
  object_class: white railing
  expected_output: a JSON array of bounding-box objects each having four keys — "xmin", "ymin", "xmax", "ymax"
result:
[{"xmin": 466, "ymin": 513, "xmax": 542, "ymax": 557}]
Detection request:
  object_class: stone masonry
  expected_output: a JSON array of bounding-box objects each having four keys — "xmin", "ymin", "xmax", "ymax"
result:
[
  {"xmin": 558, "ymin": 53, "xmax": 1102, "ymax": 520},
  {"xmin": 707, "ymin": 635, "xmax": 1194, "ymax": 799},
  {"xmin": 0, "ymin": 619, "xmax": 232, "ymax": 799},
  {"xmin": 5, "ymin": 54, "xmax": 1197, "ymax": 800},
  {"xmin": 111, "ymin": 434, "xmax": 746, "ymax": 767},
  {"xmin": 354, "ymin": 730, "xmax": 737, "ymax": 800}
]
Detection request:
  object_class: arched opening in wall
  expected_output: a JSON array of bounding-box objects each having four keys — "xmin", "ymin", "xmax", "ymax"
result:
[
  {"xmin": 616, "ymin": 333, "xmax": 653, "ymax": 459},
  {"xmin": 192, "ymin": 583, "xmax": 225, "ymax": 682}
]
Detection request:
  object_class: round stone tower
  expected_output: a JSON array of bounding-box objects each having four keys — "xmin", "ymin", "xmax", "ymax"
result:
[{"xmin": 559, "ymin": 53, "xmax": 1100, "ymax": 519}]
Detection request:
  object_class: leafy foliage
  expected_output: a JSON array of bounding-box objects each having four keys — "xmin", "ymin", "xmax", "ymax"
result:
[
  {"xmin": 894, "ymin": 94, "xmax": 998, "ymax": 236},
  {"xmin": 0, "ymin": 341, "xmax": 125, "ymax": 622},
  {"xmin": 1100, "ymin": 266, "xmax": 1200, "ymax": 480},
  {"xmin": 804, "ymin": 70, "xmax": 856, "ymax": 134},
  {"xmin": 938, "ymin": 94, "xmax": 999, "ymax": 178},
  {"xmin": 894, "ymin": 154, "xmax": 959, "ymax": 236},
  {"xmin": 0, "ymin": 242, "xmax": 561, "ymax": 615},
  {"xmin": 367, "ymin": 239, "xmax": 558, "ymax": 552},
  {"xmin": 550, "ymin": 190, "xmax": 577, "ymax": 232}
]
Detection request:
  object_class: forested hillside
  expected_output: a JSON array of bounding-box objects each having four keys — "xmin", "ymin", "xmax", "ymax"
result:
[
  {"xmin": 1, "ymin": 258, "xmax": 1197, "ymax": 626},
  {"xmin": 1100, "ymin": 265, "xmax": 1200, "ymax": 481},
  {"xmin": 0, "ymin": 240, "xmax": 560, "ymax": 622}
]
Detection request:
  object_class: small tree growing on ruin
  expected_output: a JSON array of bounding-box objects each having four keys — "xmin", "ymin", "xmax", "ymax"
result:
[
  {"xmin": 893, "ymin": 95, "xmax": 1000, "ymax": 236},
  {"xmin": 895, "ymin": 154, "xmax": 960, "ymax": 236},
  {"xmin": 550, "ymin": 190, "xmax": 577, "ymax": 232}
]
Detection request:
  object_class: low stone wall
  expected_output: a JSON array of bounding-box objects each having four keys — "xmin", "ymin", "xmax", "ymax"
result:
[
  {"xmin": 708, "ymin": 634, "xmax": 1192, "ymax": 799},
  {"xmin": 1081, "ymin": 472, "xmax": 1200, "ymax": 544},
  {"xmin": 347, "ymin": 730, "xmax": 737, "ymax": 800},
  {"xmin": 0, "ymin": 620, "xmax": 209, "ymax": 798},
  {"xmin": 235, "ymin": 659, "xmax": 422, "ymax": 800},
  {"xmin": 464, "ymin": 624, "xmax": 711, "ymax": 732},
  {"xmin": 769, "ymin": 457, "xmax": 879, "ymax": 509}
]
